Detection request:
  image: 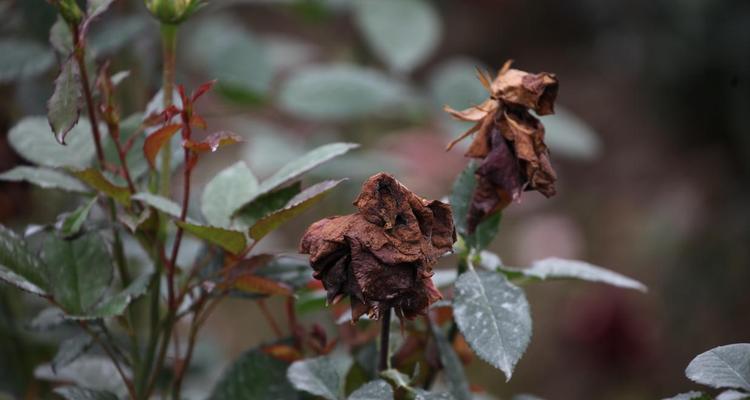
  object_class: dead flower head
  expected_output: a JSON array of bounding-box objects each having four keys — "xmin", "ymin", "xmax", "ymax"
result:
[
  {"xmin": 445, "ymin": 60, "xmax": 559, "ymax": 232},
  {"xmin": 299, "ymin": 173, "xmax": 456, "ymax": 322}
]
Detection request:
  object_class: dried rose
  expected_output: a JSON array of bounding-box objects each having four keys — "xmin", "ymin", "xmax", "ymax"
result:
[
  {"xmin": 445, "ymin": 60, "xmax": 559, "ymax": 232},
  {"xmin": 299, "ymin": 173, "xmax": 456, "ymax": 322}
]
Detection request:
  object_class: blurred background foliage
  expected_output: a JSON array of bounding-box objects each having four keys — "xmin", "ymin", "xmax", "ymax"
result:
[{"xmin": 0, "ymin": 0, "xmax": 748, "ymax": 398}]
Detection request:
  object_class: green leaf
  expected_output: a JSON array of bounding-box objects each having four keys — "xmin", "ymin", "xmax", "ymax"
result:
[
  {"xmin": 89, "ymin": 15, "xmax": 149, "ymax": 56},
  {"xmin": 662, "ymin": 392, "xmax": 709, "ymax": 400},
  {"xmin": 132, "ymin": 192, "xmax": 181, "ymax": 218},
  {"xmin": 188, "ymin": 17, "xmax": 272, "ymax": 101},
  {"xmin": 249, "ymin": 179, "xmax": 345, "ymax": 240},
  {"xmin": 260, "ymin": 143, "xmax": 358, "ymax": 194},
  {"xmin": 348, "ymin": 380, "xmax": 393, "ymax": 400},
  {"xmin": 432, "ymin": 326, "xmax": 471, "ymax": 400},
  {"xmin": 686, "ymin": 343, "xmax": 750, "ymax": 391},
  {"xmin": 234, "ymin": 141, "xmax": 357, "ymax": 225},
  {"xmin": 86, "ymin": 0, "xmax": 114, "ymax": 22},
  {"xmin": 61, "ymin": 197, "xmax": 98, "ymax": 238},
  {"xmin": 72, "ymin": 273, "xmax": 152, "ymax": 319},
  {"xmin": 50, "ymin": 17, "xmax": 74, "ymax": 55},
  {"xmin": 42, "ymin": 234, "xmax": 113, "ymax": 315},
  {"xmin": 234, "ymin": 182, "xmax": 302, "ymax": 228},
  {"xmin": 287, "ymin": 354, "xmax": 352, "ymax": 400},
  {"xmin": 209, "ymin": 346, "xmax": 298, "ymax": 400},
  {"xmin": 202, "ymin": 161, "xmax": 259, "ymax": 228},
  {"xmin": 52, "ymin": 334, "xmax": 93, "ymax": 373},
  {"xmin": 544, "ymin": 106, "xmax": 603, "ymax": 161},
  {"xmin": 71, "ymin": 169, "xmax": 131, "ymax": 206},
  {"xmin": 0, "ymin": 166, "xmax": 88, "ymax": 193},
  {"xmin": 255, "ymin": 255, "xmax": 313, "ymax": 290},
  {"xmin": 501, "ymin": 258, "xmax": 647, "ymax": 292},
  {"xmin": 35, "ymin": 356, "xmax": 130, "ymax": 397},
  {"xmin": 175, "ymin": 221, "xmax": 247, "ymax": 255},
  {"xmin": 717, "ymin": 390, "xmax": 750, "ymax": 400},
  {"xmin": 279, "ymin": 64, "xmax": 409, "ymax": 121},
  {"xmin": 48, "ymin": 56, "xmax": 82, "ymax": 145},
  {"xmin": 54, "ymin": 386, "xmax": 119, "ymax": 400},
  {"xmin": 353, "ymin": 0, "xmax": 440, "ymax": 73},
  {"xmin": 412, "ymin": 390, "xmax": 454, "ymax": 400},
  {"xmin": 0, "ymin": 224, "xmax": 49, "ymax": 295},
  {"xmin": 8, "ymin": 117, "xmax": 96, "ymax": 169},
  {"xmin": 450, "ymin": 161, "xmax": 501, "ymax": 250},
  {"xmin": 0, "ymin": 39, "xmax": 55, "ymax": 83},
  {"xmin": 453, "ymin": 269, "xmax": 531, "ymax": 381}
]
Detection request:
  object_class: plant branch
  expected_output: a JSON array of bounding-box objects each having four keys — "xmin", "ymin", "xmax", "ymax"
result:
[
  {"xmin": 379, "ymin": 307, "xmax": 392, "ymax": 372},
  {"xmin": 78, "ymin": 321, "xmax": 136, "ymax": 400},
  {"xmin": 71, "ymin": 25, "xmax": 105, "ymax": 168},
  {"xmin": 258, "ymin": 299, "xmax": 283, "ymax": 338},
  {"xmin": 159, "ymin": 23, "xmax": 177, "ymax": 197}
]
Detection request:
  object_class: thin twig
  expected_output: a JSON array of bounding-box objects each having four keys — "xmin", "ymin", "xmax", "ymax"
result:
[
  {"xmin": 379, "ymin": 307, "xmax": 392, "ymax": 372},
  {"xmin": 78, "ymin": 321, "xmax": 137, "ymax": 400},
  {"xmin": 258, "ymin": 299, "xmax": 283, "ymax": 338}
]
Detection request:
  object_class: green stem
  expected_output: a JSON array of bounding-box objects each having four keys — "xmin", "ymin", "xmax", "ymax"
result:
[{"xmin": 159, "ymin": 23, "xmax": 177, "ymax": 197}]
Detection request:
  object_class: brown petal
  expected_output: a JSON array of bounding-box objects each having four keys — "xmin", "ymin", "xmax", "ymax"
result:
[
  {"xmin": 468, "ymin": 126, "xmax": 522, "ymax": 232},
  {"xmin": 491, "ymin": 66, "xmax": 558, "ymax": 115},
  {"xmin": 500, "ymin": 108, "xmax": 557, "ymax": 197}
]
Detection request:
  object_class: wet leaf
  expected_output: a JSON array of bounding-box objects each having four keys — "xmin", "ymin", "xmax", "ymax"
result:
[
  {"xmin": 250, "ymin": 179, "xmax": 345, "ymax": 241},
  {"xmin": 143, "ymin": 123, "xmax": 182, "ymax": 168},
  {"xmin": 0, "ymin": 224, "xmax": 49, "ymax": 296},
  {"xmin": 432, "ymin": 326, "xmax": 471, "ymax": 400},
  {"xmin": 184, "ymin": 131, "xmax": 242, "ymax": 153},
  {"xmin": 502, "ymin": 258, "xmax": 647, "ymax": 292},
  {"xmin": 132, "ymin": 192, "xmax": 182, "ymax": 219},
  {"xmin": 48, "ymin": 58, "xmax": 82, "ymax": 145},
  {"xmin": 354, "ymin": 0, "xmax": 440, "ymax": 73},
  {"xmin": 175, "ymin": 221, "xmax": 247, "ymax": 255},
  {"xmin": 279, "ymin": 64, "xmax": 409, "ymax": 121},
  {"xmin": 50, "ymin": 17, "xmax": 74, "ymax": 55},
  {"xmin": 54, "ymin": 386, "xmax": 119, "ymax": 400},
  {"xmin": 71, "ymin": 273, "xmax": 152, "ymax": 319},
  {"xmin": 686, "ymin": 344, "xmax": 750, "ymax": 391},
  {"xmin": 234, "ymin": 182, "xmax": 301, "ymax": 229},
  {"xmin": 8, "ymin": 117, "xmax": 95, "ymax": 169},
  {"xmin": 42, "ymin": 234, "xmax": 113, "ymax": 315},
  {"xmin": 259, "ymin": 142, "xmax": 359, "ymax": 195},
  {"xmin": 255, "ymin": 255, "xmax": 313, "ymax": 290},
  {"xmin": 35, "ymin": 356, "xmax": 130, "ymax": 398},
  {"xmin": 449, "ymin": 161, "xmax": 501, "ymax": 250},
  {"xmin": 202, "ymin": 161, "xmax": 259, "ymax": 228},
  {"xmin": 287, "ymin": 354, "xmax": 351, "ymax": 400},
  {"xmin": 716, "ymin": 390, "xmax": 750, "ymax": 400},
  {"xmin": 0, "ymin": 166, "xmax": 88, "ymax": 193},
  {"xmin": 0, "ymin": 39, "xmax": 55, "ymax": 82},
  {"xmin": 662, "ymin": 392, "xmax": 709, "ymax": 400},
  {"xmin": 209, "ymin": 346, "xmax": 297, "ymax": 400},
  {"xmin": 71, "ymin": 169, "xmax": 131, "ymax": 206},
  {"xmin": 348, "ymin": 380, "xmax": 393, "ymax": 400},
  {"xmin": 188, "ymin": 17, "xmax": 272, "ymax": 101},
  {"xmin": 453, "ymin": 269, "xmax": 531, "ymax": 381},
  {"xmin": 52, "ymin": 334, "xmax": 93, "ymax": 373},
  {"xmin": 60, "ymin": 196, "xmax": 98, "ymax": 238}
]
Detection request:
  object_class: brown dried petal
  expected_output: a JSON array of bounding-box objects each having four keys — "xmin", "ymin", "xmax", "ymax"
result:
[
  {"xmin": 467, "ymin": 127, "xmax": 522, "ymax": 232},
  {"xmin": 491, "ymin": 67, "xmax": 558, "ymax": 115},
  {"xmin": 299, "ymin": 173, "xmax": 456, "ymax": 321}
]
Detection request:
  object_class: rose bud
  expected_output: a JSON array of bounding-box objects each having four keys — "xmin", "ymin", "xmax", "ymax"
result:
[
  {"xmin": 445, "ymin": 60, "xmax": 559, "ymax": 232},
  {"xmin": 299, "ymin": 173, "xmax": 456, "ymax": 322}
]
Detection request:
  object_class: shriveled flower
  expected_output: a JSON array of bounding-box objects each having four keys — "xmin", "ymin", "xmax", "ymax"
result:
[
  {"xmin": 300, "ymin": 173, "xmax": 456, "ymax": 322},
  {"xmin": 445, "ymin": 61, "xmax": 559, "ymax": 232}
]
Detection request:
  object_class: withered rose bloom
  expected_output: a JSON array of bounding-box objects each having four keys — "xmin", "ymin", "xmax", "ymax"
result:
[
  {"xmin": 445, "ymin": 61, "xmax": 559, "ymax": 232},
  {"xmin": 300, "ymin": 173, "xmax": 456, "ymax": 322}
]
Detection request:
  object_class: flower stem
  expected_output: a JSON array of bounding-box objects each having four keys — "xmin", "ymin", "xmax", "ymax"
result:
[
  {"xmin": 379, "ymin": 307, "xmax": 392, "ymax": 372},
  {"xmin": 159, "ymin": 23, "xmax": 177, "ymax": 197}
]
